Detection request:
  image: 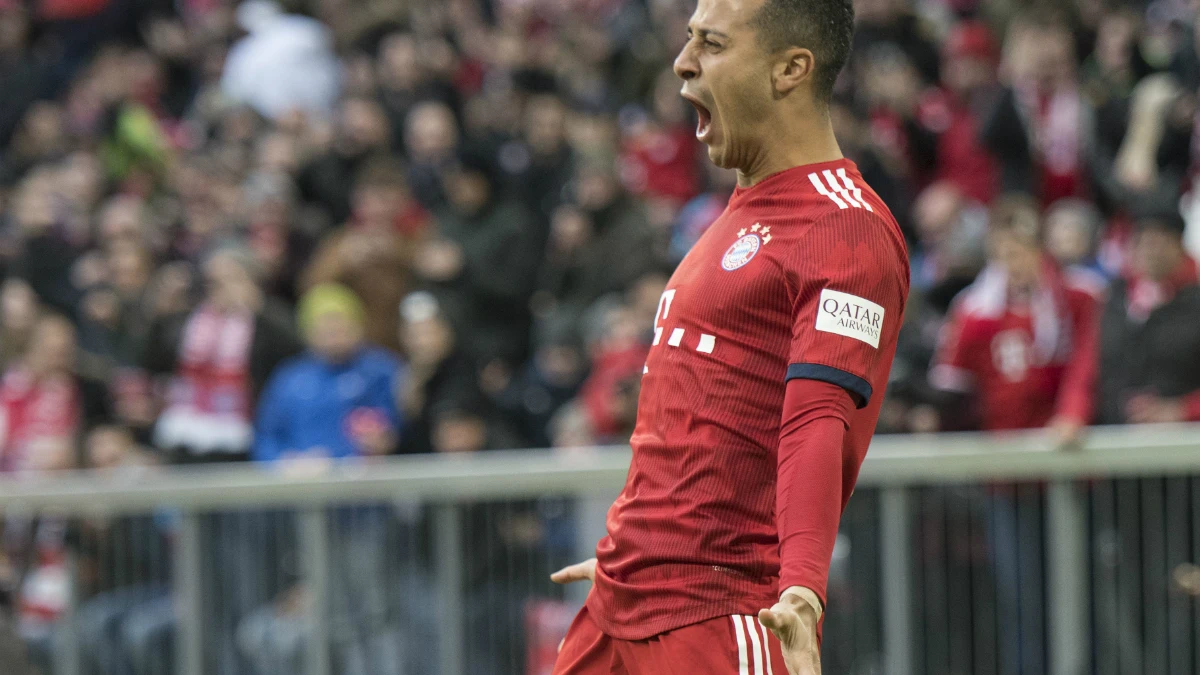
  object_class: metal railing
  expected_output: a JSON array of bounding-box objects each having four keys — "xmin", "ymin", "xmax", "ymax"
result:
[{"xmin": 1, "ymin": 423, "xmax": 1199, "ymax": 675}]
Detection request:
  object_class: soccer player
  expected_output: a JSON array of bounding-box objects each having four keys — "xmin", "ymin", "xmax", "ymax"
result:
[{"xmin": 550, "ymin": 0, "xmax": 909, "ymax": 674}]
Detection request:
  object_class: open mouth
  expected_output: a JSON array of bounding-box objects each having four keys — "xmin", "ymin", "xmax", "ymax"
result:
[{"xmin": 682, "ymin": 93, "xmax": 712, "ymax": 141}]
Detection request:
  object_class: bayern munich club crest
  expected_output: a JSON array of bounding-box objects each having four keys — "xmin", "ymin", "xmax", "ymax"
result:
[{"xmin": 721, "ymin": 223, "xmax": 771, "ymax": 271}]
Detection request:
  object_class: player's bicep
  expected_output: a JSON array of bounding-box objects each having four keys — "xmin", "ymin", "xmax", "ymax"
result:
[{"xmin": 785, "ymin": 225, "xmax": 906, "ymax": 409}]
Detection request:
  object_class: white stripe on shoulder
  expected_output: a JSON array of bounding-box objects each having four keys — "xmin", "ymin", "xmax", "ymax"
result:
[
  {"xmin": 824, "ymin": 169, "xmax": 862, "ymax": 209},
  {"xmin": 744, "ymin": 616, "xmax": 765, "ymax": 675},
  {"xmin": 732, "ymin": 615, "xmax": 750, "ymax": 675},
  {"xmin": 808, "ymin": 172, "xmax": 847, "ymax": 209},
  {"xmin": 837, "ymin": 167, "xmax": 873, "ymax": 212}
]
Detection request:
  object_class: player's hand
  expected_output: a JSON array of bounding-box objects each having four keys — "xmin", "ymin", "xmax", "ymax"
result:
[
  {"xmin": 550, "ymin": 558, "xmax": 596, "ymax": 584},
  {"xmin": 759, "ymin": 587, "xmax": 822, "ymax": 675}
]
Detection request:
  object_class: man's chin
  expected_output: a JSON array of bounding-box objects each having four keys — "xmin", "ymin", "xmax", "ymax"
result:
[{"xmin": 705, "ymin": 145, "xmax": 731, "ymax": 169}]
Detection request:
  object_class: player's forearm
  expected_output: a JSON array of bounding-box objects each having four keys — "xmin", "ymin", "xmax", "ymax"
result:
[{"xmin": 776, "ymin": 379, "xmax": 854, "ymax": 607}]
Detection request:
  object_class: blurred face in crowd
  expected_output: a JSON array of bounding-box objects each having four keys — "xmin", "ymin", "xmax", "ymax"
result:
[
  {"xmin": 401, "ymin": 314, "xmax": 454, "ymax": 367},
  {"xmin": 1095, "ymin": 11, "xmax": 1138, "ymax": 76},
  {"xmin": 1009, "ymin": 23, "xmax": 1075, "ymax": 89},
  {"xmin": 674, "ymin": 0, "xmax": 779, "ymax": 170},
  {"xmin": 14, "ymin": 171, "xmax": 56, "ymax": 231},
  {"xmin": 1133, "ymin": 224, "xmax": 1186, "ymax": 282},
  {"xmin": 338, "ymin": 98, "xmax": 390, "ymax": 154},
  {"xmin": 1044, "ymin": 205, "xmax": 1097, "ymax": 268},
  {"xmin": 378, "ymin": 32, "xmax": 419, "ymax": 89},
  {"xmin": 353, "ymin": 180, "xmax": 406, "ymax": 227},
  {"xmin": 59, "ymin": 152, "xmax": 103, "ymax": 209},
  {"xmin": 109, "ymin": 242, "xmax": 153, "ymax": 294},
  {"xmin": 99, "ymin": 195, "xmax": 146, "ymax": 244},
  {"xmin": 575, "ymin": 166, "xmax": 620, "ymax": 212},
  {"xmin": 256, "ymin": 132, "xmax": 300, "ymax": 174},
  {"xmin": 1, "ymin": 280, "xmax": 38, "ymax": 336},
  {"xmin": 27, "ymin": 316, "xmax": 76, "ymax": 377},
  {"xmin": 914, "ymin": 182, "xmax": 964, "ymax": 247},
  {"xmin": 990, "ymin": 229, "xmax": 1043, "ymax": 292},
  {"xmin": 203, "ymin": 251, "xmax": 259, "ymax": 312},
  {"xmin": 308, "ymin": 311, "xmax": 363, "ymax": 363},
  {"xmin": 0, "ymin": 5, "xmax": 29, "ymax": 54},
  {"xmin": 15, "ymin": 102, "xmax": 64, "ymax": 158},
  {"xmin": 524, "ymin": 95, "xmax": 568, "ymax": 156},
  {"xmin": 405, "ymin": 101, "xmax": 459, "ymax": 162},
  {"xmin": 445, "ymin": 167, "xmax": 492, "ymax": 215},
  {"xmin": 433, "ymin": 411, "xmax": 486, "ymax": 453}
]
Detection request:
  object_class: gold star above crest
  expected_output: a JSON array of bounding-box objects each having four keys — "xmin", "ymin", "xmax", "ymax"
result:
[
  {"xmin": 761, "ymin": 226, "xmax": 770, "ymax": 235},
  {"xmin": 737, "ymin": 228, "xmax": 747, "ymax": 237},
  {"xmin": 763, "ymin": 234, "xmax": 772, "ymax": 245},
  {"xmin": 750, "ymin": 223, "xmax": 761, "ymax": 232}
]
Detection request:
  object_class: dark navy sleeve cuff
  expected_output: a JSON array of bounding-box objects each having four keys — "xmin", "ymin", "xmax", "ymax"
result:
[{"xmin": 786, "ymin": 363, "xmax": 872, "ymax": 409}]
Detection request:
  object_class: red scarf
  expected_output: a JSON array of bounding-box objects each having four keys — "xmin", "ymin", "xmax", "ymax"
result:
[
  {"xmin": 0, "ymin": 369, "xmax": 80, "ymax": 474},
  {"xmin": 170, "ymin": 305, "xmax": 253, "ymax": 418}
]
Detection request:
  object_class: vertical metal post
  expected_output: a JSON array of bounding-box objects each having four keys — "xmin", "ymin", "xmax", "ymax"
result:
[
  {"xmin": 300, "ymin": 507, "xmax": 332, "ymax": 675},
  {"xmin": 570, "ymin": 497, "xmax": 610, "ymax": 606},
  {"xmin": 435, "ymin": 504, "xmax": 465, "ymax": 675},
  {"xmin": 174, "ymin": 511, "xmax": 204, "ymax": 675},
  {"xmin": 53, "ymin": 543, "xmax": 81, "ymax": 675},
  {"xmin": 1047, "ymin": 480, "xmax": 1089, "ymax": 675},
  {"xmin": 880, "ymin": 487, "xmax": 913, "ymax": 675}
]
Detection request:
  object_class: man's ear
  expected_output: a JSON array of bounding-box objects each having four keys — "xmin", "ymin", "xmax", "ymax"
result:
[{"xmin": 773, "ymin": 47, "xmax": 815, "ymax": 95}]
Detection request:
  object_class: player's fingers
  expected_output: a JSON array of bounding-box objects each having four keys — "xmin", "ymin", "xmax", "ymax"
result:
[
  {"xmin": 550, "ymin": 558, "xmax": 596, "ymax": 584},
  {"xmin": 757, "ymin": 606, "xmax": 795, "ymax": 643},
  {"xmin": 757, "ymin": 607, "xmax": 781, "ymax": 631}
]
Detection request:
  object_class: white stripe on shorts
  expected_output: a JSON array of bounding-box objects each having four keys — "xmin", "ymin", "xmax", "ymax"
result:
[
  {"xmin": 759, "ymin": 619, "xmax": 774, "ymax": 675},
  {"xmin": 732, "ymin": 615, "xmax": 749, "ymax": 675},
  {"xmin": 743, "ymin": 616, "xmax": 765, "ymax": 675}
]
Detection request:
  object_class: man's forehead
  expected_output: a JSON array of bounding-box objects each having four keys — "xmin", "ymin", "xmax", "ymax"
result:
[{"xmin": 690, "ymin": 0, "xmax": 764, "ymax": 31}]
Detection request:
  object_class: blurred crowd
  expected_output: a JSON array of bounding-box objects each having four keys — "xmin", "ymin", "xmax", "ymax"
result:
[{"xmin": 3, "ymin": 0, "xmax": 1200, "ymax": 671}]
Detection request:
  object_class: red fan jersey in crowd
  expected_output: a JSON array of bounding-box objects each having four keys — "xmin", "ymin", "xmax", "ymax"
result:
[
  {"xmin": 584, "ymin": 158, "xmax": 910, "ymax": 641},
  {"xmin": 929, "ymin": 262, "xmax": 1098, "ymax": 431}
]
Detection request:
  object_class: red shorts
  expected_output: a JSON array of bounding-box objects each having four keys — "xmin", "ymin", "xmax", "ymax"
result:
[{"xmin": 553, "ymin": 604, "xmax": 786, "ymax": 675}]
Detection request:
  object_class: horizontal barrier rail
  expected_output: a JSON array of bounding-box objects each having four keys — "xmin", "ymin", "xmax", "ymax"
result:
[{"xmin": 1, "ymin": 424, "xmax": 1199, "ymax": 514}]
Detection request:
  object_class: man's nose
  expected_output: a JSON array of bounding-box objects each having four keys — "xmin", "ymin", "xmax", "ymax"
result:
[{"xmin": 673, "ymin": 42, "xmax": 699, "ymax": 81}]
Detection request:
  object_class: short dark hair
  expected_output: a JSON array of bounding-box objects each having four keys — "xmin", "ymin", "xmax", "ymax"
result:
[{"xmin": 752, "ymin": 0, "xmax": 855, "ymax": 101}]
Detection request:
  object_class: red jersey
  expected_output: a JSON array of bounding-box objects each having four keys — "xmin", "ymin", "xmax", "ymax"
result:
[
  {"xmin": 929, "ymin": 264, "xmax": 1098, "ymax": 430},
  {"xmin": 588, "ymin": 159, "xmax": 910, "ymax": 640}
]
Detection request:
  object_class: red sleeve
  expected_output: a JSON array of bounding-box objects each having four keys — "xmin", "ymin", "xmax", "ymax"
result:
[
  {"xmin": 776, "ymin": 377, "xmax": 856, "ymax": 606},
  {"xmin": 928, "ymin": 302, "xmax": 977, "ymax": 393},
  {"xmin": 1053, "ymin": 290, "xmax": 1099, "ymax": 425},
  {"xmin": 786, "ymin": 212, "xmax": 908, "ymax": 407}
]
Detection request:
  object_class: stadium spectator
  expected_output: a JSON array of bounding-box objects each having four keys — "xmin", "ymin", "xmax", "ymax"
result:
[
  {"xmin": 929, "ymin": 196, "xmax": 1099, "ymax": 675},
  {"xmin": 145, "ymin": 247, "xmax": 301, "ymax": 463},
  {"xmin": 254, "ymin": 283, "xmax": 402, "ymax": 462},
  {"xmin": 984, "ymin": 11, "xmax": 1090, "ymax": 206},
  {"xmin": 1096, "ymin": 209, "xmax": 1200, "ymax": 424},
  {"xmin": 396, "ymin": 291, "xmax": 485, "ymax": 455},
  {"xmin": 297, "ymin": 96, "xmax": 393, "ymax": 224},
  {"xmin": 301, "ymin": 158, "xmax": 424, "ymax": 354},
  {"xmin": 909, "ymin": 181, "xmax": 987, "ymax": 310},
  {"xmin": 1043, "ymin": 197, "xmax": 1110, "ymax": 296},
  {"xmin": 929, "ymin": 195, "xmax": 1098, "ymax": 435},
  {"xmin": 421, "ymin": 149, "xmax": 543, "ymax": 367},
  {"xmin": 0, "ymin": 314, "xmax": 110, "ymax": 473}
]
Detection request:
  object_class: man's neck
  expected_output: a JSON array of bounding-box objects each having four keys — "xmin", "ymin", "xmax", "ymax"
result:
[{"xmin": 735, "ymin": 118, "xmax": 844, "ymax": 188}]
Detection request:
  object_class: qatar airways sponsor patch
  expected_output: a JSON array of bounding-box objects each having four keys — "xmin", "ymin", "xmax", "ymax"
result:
[{"xmin": 815, "ymin": 289, "xmax": 884, "ymax": 348}]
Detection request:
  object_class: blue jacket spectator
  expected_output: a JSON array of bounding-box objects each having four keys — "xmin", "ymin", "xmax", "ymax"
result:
[{"xmin": 254, "ymin": 284, "xmax": 403, "ymax": 462}]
